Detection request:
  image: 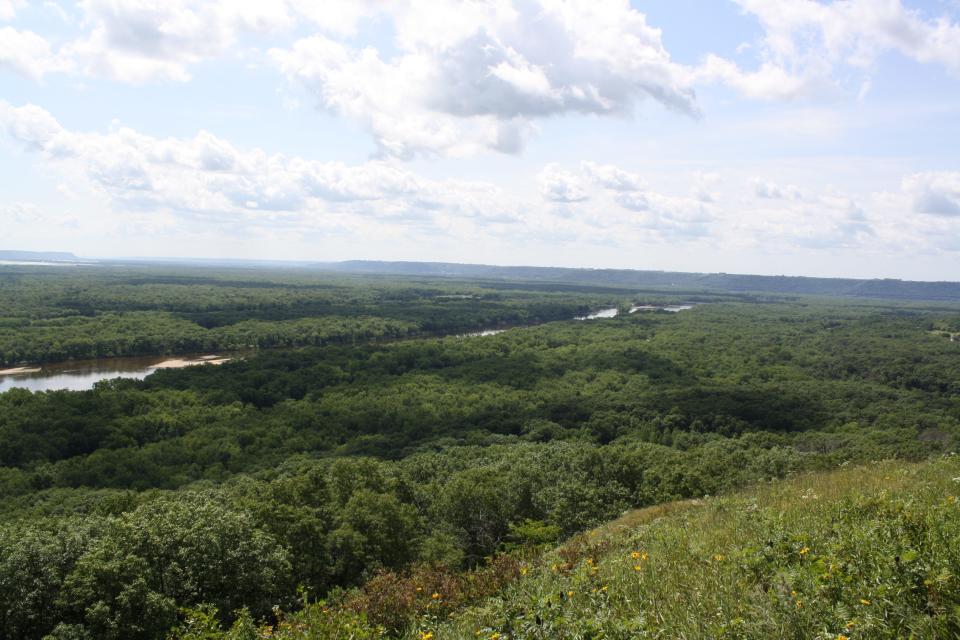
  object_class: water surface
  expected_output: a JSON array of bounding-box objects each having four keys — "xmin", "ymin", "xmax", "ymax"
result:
[{"xmin": 0, "ymin": 355, "xmax": 229, "ymax": 393}]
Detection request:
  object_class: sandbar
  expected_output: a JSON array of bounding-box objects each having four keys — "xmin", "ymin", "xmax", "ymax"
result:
[{"xmin": 0, "ymin": 366, "xmax": 43, "ymax": 376}]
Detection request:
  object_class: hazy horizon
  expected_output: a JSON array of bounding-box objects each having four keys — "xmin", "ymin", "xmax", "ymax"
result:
[{"xmin": 2, "ymin": 1, "xmax": 959, "ymax": 280}]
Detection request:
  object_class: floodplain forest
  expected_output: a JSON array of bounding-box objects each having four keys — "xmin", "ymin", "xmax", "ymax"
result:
[{"xmin": 0, "ymin": 263, "xmax": 958, "ymax": 639}]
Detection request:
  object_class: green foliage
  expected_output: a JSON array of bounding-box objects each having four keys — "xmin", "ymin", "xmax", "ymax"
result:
[
  {"xmin": 1, "ymin": 266, "xmax": 959, "ymax": 638},
  {"xmin": 0, "ymin": 496, "xmax": 289, "ymax": 640},
  {"xmin": 180, "ymin": 457, "xmax": 960, "ymax": 639}
]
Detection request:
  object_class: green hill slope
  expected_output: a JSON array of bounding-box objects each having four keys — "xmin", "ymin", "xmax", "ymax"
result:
[{"xmin": 176, "ymin": 456, "xmax": 960, "ymax": 640}]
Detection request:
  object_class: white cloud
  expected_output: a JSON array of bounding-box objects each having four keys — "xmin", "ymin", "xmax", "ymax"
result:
[
  {"xmin": 0, "ymin": 27, "xmax": 71, "ymax": 78},
  {"xmin": 2, "ymin": 102, "xmax": 958, "ymax": 261},
  {"xmin": 751, "ymin": 178, "xmax": 803, "ymax": 200},
  {"xmin": 701, "ymin": 0, "xmax": 960, "ymax": 100},
  {"xmin": 694, "ymin": 54, "xmax": 810, "ymax": 100},
  {"xmin": 903, "ymin": 172, "xmax": 960, "ymax": 216},
  {"xmin": 580, "ymin": 161, "xmax": 646, "ymax": 192},
  {"xmin": 270, "ymin": 0, "xmax": 696, "ymax": 157},
  {"xmin": 0, "ymin": 0, "xmax": 23, "ymax": 22},
  {"xmin": 0, "ymin": 101, "xmax": 527, "ymax": 227},
  {"xmin": 60, "ymin": 0, "xmax": 294, "ymax": 83},
  {"xmin": 538, "ymin": 164, "xmax": 590, "ymax": 202},
  {"xmin": 541, "ymin": 161, "xmax": 716, "ymax": 239}
]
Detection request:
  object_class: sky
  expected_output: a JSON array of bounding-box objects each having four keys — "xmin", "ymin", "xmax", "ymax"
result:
[{"xmin": 1, "ymin": 0, "xmax": 960, "ymax": 280}]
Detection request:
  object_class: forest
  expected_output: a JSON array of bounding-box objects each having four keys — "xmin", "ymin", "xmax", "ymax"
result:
[{"xmin": 0, "ymin": 263, "xmax": 958, "ymax": 639}]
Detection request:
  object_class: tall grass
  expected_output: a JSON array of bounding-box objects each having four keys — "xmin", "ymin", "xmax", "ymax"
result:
[{"xmin": 173, "ymin": 456, "xmax": 960, "ymax": 639}]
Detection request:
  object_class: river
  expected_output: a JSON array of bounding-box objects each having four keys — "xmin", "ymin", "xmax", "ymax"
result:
[
  {"xmin": 0, "ymin": 304, "xmax": 694, "ymax": 392},
  {"xmin": 0, "ymin": 354, "xmax": 231, "ymax": 393}
]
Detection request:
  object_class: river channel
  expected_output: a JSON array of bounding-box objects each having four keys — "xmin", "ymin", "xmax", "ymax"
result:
[{"xmin": 0, "ymin": 304, "xmax": 694, "ymax": 392}]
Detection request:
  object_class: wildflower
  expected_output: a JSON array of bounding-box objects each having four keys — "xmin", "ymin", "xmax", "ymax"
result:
[
  {"xmin": 420, "ymin": 632, "xmax": 434, "ymax": 640},
  {"xmin": 713, "ymin": 554, "xmax": 725, "ymax": 562},
  {"xmin": 631, "ymin": 551, "xmax": 641, "ymax": 559},
  {"xmin": 860, "ymin": 598, "xmax": 871, "ymax": 605},
  {"xmin": 633, "ymin": 564, "xmax": 643, "ymax": 571},
  {"xmin": 845, "ymin": 620, "xmax": 856, "ymax": 630},
  {"xmin": 799, "ymin": 546, "xmax": 810, "ymax": 557},
  {"xmin": 641, "ymin": 552, "xmax": 648, "ymax": 561},
  {"xmin": 567, "ymin": 590, "xmax": 574, "ymax": 598},
  {"xmin": 416, "ymin": 586, "xmax": 423, "ymax": 592},
  {"xmin": 490, "ymin": 634, "xmax": 501, "ymax": 640},
  {"xmin": 795, "ymin": 600, "xmax": 803, "ymax": 608},
  {"xmin": 431, "ymin": 592, "xmax": 441, "ymax": 600},
  {"xmin": 520, "ymin": 566, "xmax": 529, "ymax": 576},
  {"xmin": 837, "ymin": 635, "xmax": 849, "ymax": 640}
]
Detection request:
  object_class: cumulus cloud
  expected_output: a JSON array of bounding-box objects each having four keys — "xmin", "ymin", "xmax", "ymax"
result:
[
  {"xmin": 270, "ymin": 0, "xmax": 696, "ymax": 157},
  {"xmin": 0, "ymin": 101, "xmax": 525, "ymax": 225},
  {"xmin": 2, "ymin": 101, "xmax": 957, "ymax": 258},
  {"xmin": 539, "ymin": 161, "xmax": 716, "ymax": 239},
  {"xmin": 700, "ymin": 0, "xmax": 960, "ymax": 100},
  {"xmin": 580, "ymin": 161, "xmax": 646, "ymax": 192},
  {"xmin": 8, "ymin": 0, "xmax": 960, "ymax": 160},
  {"xmin": 0, "ymin": 0, "xmax": 23, "ymax": 22},
  {"xmin": 59, "ymin": 0, "xmax": 294, "ymax": 82},
  {"xmin": 3, "ymin": 1, "xmax": 696, "ymax": 156},
  {"xmin": 5, "ymin": 0, "xmax": 350, "ymax": 83},
  {"xmin": 751, "ymin": 178, "xmax": 803, "ymax": 200},
  {"xmin": 903, "ymin": 172, "xmax": 960, "ymax": 216},
  {"xmin": 0, "ymin": 26, "xmax": 71, "ymax": 78},
  {"xmin": 538, "ymin": 164, "xmax": 590, "ymax": 202},
  {"xmin": 733, "ymin": 189, "xmax": 876, "ymax": 251}
]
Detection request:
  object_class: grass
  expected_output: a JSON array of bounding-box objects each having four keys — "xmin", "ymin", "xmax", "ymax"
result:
[{"xmin": 173, "ymin": 456, "xmax": 960, "ymax": 640}]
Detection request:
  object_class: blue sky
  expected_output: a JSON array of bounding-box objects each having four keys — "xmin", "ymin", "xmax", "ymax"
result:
[{"xmin": 1, "ymin": 0, "xmax": 959, "ymax": 279}]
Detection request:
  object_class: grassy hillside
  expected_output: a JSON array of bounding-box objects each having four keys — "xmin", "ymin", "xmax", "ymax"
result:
[{"xmin": 177, "ymin": 456, "xmax": 960, "ymax": 639}]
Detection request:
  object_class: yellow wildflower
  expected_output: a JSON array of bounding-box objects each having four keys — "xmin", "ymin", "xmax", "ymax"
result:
[
  {"xmin": 631, "ymin": 551, "xmax": 641, "ymax": 559},
  {"xmin": 713, "ymin": 554, "xmax": 725, "ymax": 562},
  {"xmin": 420, "ymin": 632, "xmax": 434, "ymax": 640},
  {"xmin": 431, "ymin": 592, "xmax": 441, "ymax": 600},
  {"xmin": 520, "ymin": 566, "xmax": 529, "ymax": 576},
  {"xmin": 567, "ymin": 590, "xmax": 574, "ymax": 598},
  {"xmin": 633, "ymin": 564, "xmax": 643, "ymax": 571},
  {"xmin": 837, "ymin": 635, "xmax": 849, "ymax": 640},
  {"xmin": 799, "ymin": 546, "xmax": 810, "ymax": 557},
  {"xmin": 860, "ymin": 598, "xmax": 871, "ymax": 605},
  {"xmin": 641, "ymin": 552, "xmax": 649, "ymax": 561}
]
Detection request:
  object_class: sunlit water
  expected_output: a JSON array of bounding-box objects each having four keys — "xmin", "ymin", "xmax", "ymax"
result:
[
  {"xmin": 0, "ymin": 355, "xmax": 228, "ymax": 393},
  {"xmin": 630, "ymin": 304, "xmax": 694, "ymax": 313},
  {"xmin": 576, "ymin": 307, "xmax": 619, "ymax": 320}
]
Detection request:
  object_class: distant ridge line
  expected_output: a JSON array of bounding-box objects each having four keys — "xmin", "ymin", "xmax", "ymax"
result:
[
  {"xmin": 0, "ymin": 250, "xmax": 78, "ymax": 262},
  {"xmin": 325, "ymin": 260, "xmax": 960, "ymax": 302}
]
